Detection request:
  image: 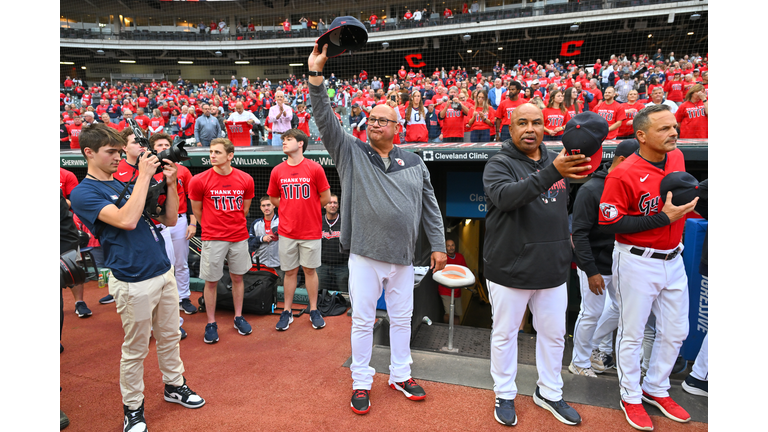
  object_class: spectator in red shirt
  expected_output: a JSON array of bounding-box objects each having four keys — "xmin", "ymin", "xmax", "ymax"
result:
[
  {"xmin": 368, "ymin": 14, "xmax": 378, "ymax": 27},
  {"xmin": 542, "ymin": 90, "xmax": 568, "ymax": 141},
  {"xmin": 443, "ymin": 7, "xmax": 453, "ymax": 19},
  {"xmin": 63, "ymin": 76, "xmax": 73, "ymax": 90},
  {"xmin": 675, "ymin": 84, "xmax": 708, "ymax": 139},
  {"xmin": 438, "ymin": 86, "xmax": 470, "ymax": 142},
  {"xmin": 593, "ymin": 87, "xmax": 626, "ymax": 140},
  {"xmin": 616, "ymin": 90, "xmax": 645, "ymax": 139},
  {"xmin": 283, "ymin": 19, "xmax": 291, "ymax": 32},
  {"xmin": 66, "ymin": 116, "xmax": 83, "ymax": 150},
  {"xmin": 664, "ymin": 72, "xmax": 685, "ymax": 105},
  {"xmin": 148, "ymin": 109, "xmax": 166, "ymax": 137},
  {"xmin": 134, "ymin": 108, "xmax": 151, "ymax": 131},
  {"xmin": 115, "ymin": 108, "xmax": 134, "ymax": 132}
]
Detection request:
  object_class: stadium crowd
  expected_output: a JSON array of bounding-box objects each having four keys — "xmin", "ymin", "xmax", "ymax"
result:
[{"xmin": 60, "ymin": 50, "xmax": 708, "ymax": 150}]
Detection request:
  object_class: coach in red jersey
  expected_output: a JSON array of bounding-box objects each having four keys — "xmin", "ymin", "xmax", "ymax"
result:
[
  {"xmin": 268, "ymin": 129, "xmax": 331, "ymax": 331},
  {"xmin": 598, "ymin": 104, "xmax": 698, "ymax": 431},
  {"xmin": 593, "ymin": 87, "xmax": 625, "ymax": 140},
  {"xmin": 189, "ymin": 138, "xmax": 255, "ymax": 344}
]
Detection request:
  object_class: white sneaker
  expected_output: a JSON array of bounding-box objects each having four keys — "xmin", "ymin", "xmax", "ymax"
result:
[
  {"xmin": 590, "ymin": 349, "xmax": 607, "ymax": 373},
  {"xmin": 569, "ymin": 362, "xmax": 597, "ymax": 377}
]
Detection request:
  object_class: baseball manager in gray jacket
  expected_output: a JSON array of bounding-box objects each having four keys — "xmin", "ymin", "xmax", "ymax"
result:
[
  {"xmin": 308, "ymin": 43, "xmax": 447, "ymax": 416},
  {"xmin": 483, "ymin": 103, "xmax": 593, "ymax": 427}
]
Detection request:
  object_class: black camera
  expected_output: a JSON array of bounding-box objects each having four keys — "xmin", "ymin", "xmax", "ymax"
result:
[
  {"xmin": 60, "ymin": 249, "xmax": 86, "ymax": 289},
  {"xmin": 127, "ymin": 119, "xmax": 190, "ymax": 175}
]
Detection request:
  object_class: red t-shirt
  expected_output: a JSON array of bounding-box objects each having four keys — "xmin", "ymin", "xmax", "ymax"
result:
[
  {"xmin": 664, "ymin": 80, "xmax": 684, "ymax": 102},
  {"xmin": 295, "ymin": 110, "xmax": 311, "ymax": 136},
  {"xmin": 266, "ymin": 158, "xmax": 330, "ymax": 240},
  {"xmin": 593, "ymin": 101, "xmax": 627, "ymax": 140},
  {"xmin": 283, "ymin": 21, "xmax": 291, "ymax": 31},
  {"xmin": 599, "ymin": 149, "xmax": 686, "ymax": 249},
  {"xmin": 437, "ymin": 253, "xmax": 467, "ymax": 297},
  {"xmin": 134, "ymin": 115, "xmax": 151, "ymax": 129},
  {"xmin": 175, "ymin": 164, "xmax": 193, "ymax": 215},
  {"xmin": 60, "ymin": 168, "xmax": 79, "ymax": 198},
  {"xmin": 542, "ymin": 108, "xmax": 568, "ymax": 136},
  {"xmin": 66, "ymin": 124, "xmax": 82, "ymax": 149},
  {"xmin": 675, "ymin": 101, "xmax": 708, "ymax": 139},
  {"xmin": 404, "ymin": 12, "xmax": 412, "ymax": 19},
  {"xmin": 438, "ymin": 104, "xmax": 468, "ymax": 138},
  {"xmin": 81, "ymin": 94, "xmax": 92, "ymax": 106},
  {"xmin": 188, "ymin": 167, "xmax": 255, "ymax": 242},
  {"xmin": 495, "ymin": 98, "xmax": 527, "ymax": 126},
  {"xmin": 469, "ymin": 107, "xmax": 495, "ymax": 131},
  {"xmin": 398, "ymin": 69, "xmax": 407, "ymax": 80},
  {"xmin": 616, "ymin": 102, "xmax": 645, "ymax": 138},
  {"xmin": 149, "ymin": 117, "xmax": 165, "ymax": 130},
  {"xmin": 137, "ymin": 97, "xmax": 149, "ymax": 108},
  {"xmin": 369, "ymin": 15, "xmax": 378, "ymax": 25}
]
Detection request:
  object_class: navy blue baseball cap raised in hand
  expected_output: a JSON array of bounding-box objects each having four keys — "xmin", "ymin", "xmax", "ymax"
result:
[{"xmin": 316, "ymin": 16, "xmax": 369, "ymax": 58}]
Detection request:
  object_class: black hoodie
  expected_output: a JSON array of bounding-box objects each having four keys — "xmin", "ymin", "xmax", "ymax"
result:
[
  {"xmin": 572, "ymin": 163, "xmax": 613, "ymax": 277},
  {"xmin": 482, "ymin": 141, "xmax": 571, "ymax": 289}
]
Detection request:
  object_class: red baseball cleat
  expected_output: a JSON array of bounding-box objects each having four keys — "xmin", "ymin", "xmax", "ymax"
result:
[{"xmin": 642, "ymin": 391, "xmax": 691, "ymax": 423}]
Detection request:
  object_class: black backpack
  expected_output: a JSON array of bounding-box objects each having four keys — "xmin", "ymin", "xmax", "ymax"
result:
[
  {"xmin": 315, "ymin": 289, "xmax": 349, "ymax": 317},
  {"xmin": 200, "ymin": 264, "xmax": 278, "ymax": 315}
]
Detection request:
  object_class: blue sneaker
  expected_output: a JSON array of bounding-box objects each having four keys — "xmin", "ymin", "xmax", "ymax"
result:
[
  {"xmin": 204, "ymin": 322, "xmax": 219, "ymax": 344},
  {"xmin": 276, "ymin": 310, "xmax": 293, "ymax": 331},
  {"xmin": 234, "ymin": 316, "xmax": 252, "ymax": 335},
  {"xmin": 309, "ymin": 309, "xmax": 326, "ymax": 329},
  {"xmin": 180, "ymin": 327, "xmax": 187, "ymax": 340},
  {"xmin": 75, "ymin": 301, "xmax": 92, "ymax": 318},
  {"xmin": 494, "ymin": 397, "xmax": 517, "ymax": 426}
]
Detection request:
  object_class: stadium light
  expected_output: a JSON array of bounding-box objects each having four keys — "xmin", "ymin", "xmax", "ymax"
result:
[
  {"xmin": 214, "ymin": 50, "xmax": 223, "ymax": 57},
  {"xmin": 570, "ymin": 24, "xmax": 579, "ymax": 31},
  {"xmin": 60, "ymin": 61, "xmax": 74, "ymax": 65},
  {"xmin": 690, "ymin": 13, "xmax": 701, "ymax": 20},
  {"xmin": 178, "ymin": 61, "xmax": 193, "ymax": 64},
  {"xmin": 235, "ymin": 61, "xmax": 250, "ymax": 64},
  {"xmin": 95, "ymin": 49, "xmax": 105, "ymax": 55},
  {"xmin": 687, "ymin": 32, "xmax": 694, "ymax": 35},
  {"xmin": 467, "ymin": 49, "xmax": 472, "ymax": 53},
  {"xmin": 382, "ymin": 42, "xmax": 389, "ymax": 48},
  {"xmin": 498, "ymin": 47, "xmax": 503, "ymax": 50},
  {"xmin": 462, "ymin": 34, "xmax": 471, "ymax": 41},
  {"xmin": 289, "ymin": 63, "xmax": 303, "ymax": 66},
  {"xmin": 81, "ymin": 66, "xmax": 86, "ymax": 70},
  {"xmin": 119, "ymin": 60, "xmax": 136, "ymax": 63}
]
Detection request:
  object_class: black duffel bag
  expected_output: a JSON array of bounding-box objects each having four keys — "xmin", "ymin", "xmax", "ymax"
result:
[{"xmin": 199, "ymin": 264, "xmax": 278, "ymax": 315}]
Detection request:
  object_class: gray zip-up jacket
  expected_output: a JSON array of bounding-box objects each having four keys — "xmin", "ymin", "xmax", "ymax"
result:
[
  {"xmin": 248, "ymin": 214, "xmax": 280, "ymax": 269},
  {"xmin": 309, "ymin": 82, "xmax": 445, "ymax": 265}
]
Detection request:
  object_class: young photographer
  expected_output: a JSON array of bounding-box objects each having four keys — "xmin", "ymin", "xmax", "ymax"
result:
[{"xmin": 70, "ymin": 124, "xmax": 205, "ymax": 432}]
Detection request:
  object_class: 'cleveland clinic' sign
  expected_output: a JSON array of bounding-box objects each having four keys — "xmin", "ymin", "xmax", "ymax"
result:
[{"xmin": 446, "ymin": 172, "xmax": 487, "ymax": 218}]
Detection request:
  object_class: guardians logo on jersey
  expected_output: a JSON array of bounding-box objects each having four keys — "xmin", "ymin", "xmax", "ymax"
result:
[
  {"xmin": 600, "ymin": 203, "xmax": 618, "ymax": 220},
  {"xmin": 638, "ymin": 192, "xmax": 660, "ymax": 216}
]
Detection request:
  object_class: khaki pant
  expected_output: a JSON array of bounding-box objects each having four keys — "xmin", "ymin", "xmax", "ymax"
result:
[{"xmin": 109, "ymin": 267, "xmax": 185, "ymax": 409}]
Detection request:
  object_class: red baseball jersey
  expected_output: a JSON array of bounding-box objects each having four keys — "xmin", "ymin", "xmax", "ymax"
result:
[
  {"xmin": 599, "ymin": 149, "xmax": 686, "ymax": 249},
  {"xmin": 593, "ymin": 101, "xmax": 627, "ymax": 140},
  {"xmin": 267, "ymin": 158, "xmax": 330, "ymax": 240},
  {"xmin": 188, "ymin": 167, "xmax": 255, "ymax": 242}
]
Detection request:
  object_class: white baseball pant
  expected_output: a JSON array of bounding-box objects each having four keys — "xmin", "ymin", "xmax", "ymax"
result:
[
  {"xmin": 572, "ymin": 268, "xmax": 615, "ymax": 368},
  {"xmin": 348, "ymin": 253, "xmax": 414, "ymax": 390},
  {"xmin": 159, "ymin": 225, "xmax": 175, "ymax": 264},
  {"xmin": 613, "ymin": 242, "xmax": 689, "ymax": 404},
  {"xmin": 591, "ymin": 272, "xmax": 620, "ymax": 355},
  {"xmin": 690, "ymin": 333, "xmax": 708, "ymax": 381},
  {"xmin": 168, "ymin": 214, "xmax": 191, "ymax": 300},
  {"xmin": 488, "ymin": 280, "xmax": 568, "ymax": 401}
]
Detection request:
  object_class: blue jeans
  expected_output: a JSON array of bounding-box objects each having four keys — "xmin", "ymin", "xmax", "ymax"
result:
[
  {"xmin": 500, "ymin": 127, "xmax": 511, "ymax": 142},
  {"xmin": 429, "ymin": 136, "xmax": 442, "ymax": 143},
  {"xmin": 272, "ymin": 133, "xmax": 283, "ymax": 146},
  {"xmin": 470, "ymin": 129, "xmax": 490, "ymax": 143}
]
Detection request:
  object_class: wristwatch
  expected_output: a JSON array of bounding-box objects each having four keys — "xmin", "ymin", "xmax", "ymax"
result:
[{"xmin": 308, "ymin": 71, "xmax": 323, "ymax": 77}]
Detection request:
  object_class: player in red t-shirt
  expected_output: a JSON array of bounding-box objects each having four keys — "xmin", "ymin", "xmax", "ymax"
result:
[
  {"xmin": 616, "ymin": 90, "xmax": 646, "ymax": 139},
  {"xmin": 267, "ymin": 129, "xmax": 330, "ymax": 331},
  {"xmin": 598, "ymin": 104, "xmax": 697, "ymax": 429},
  {"xmin": 188, "ymin": 138, "xmax": 255, "ymax": 343},
  {"xmin": 593, "ymin": 87, "xmax": 626, "ymax": 140},
  {"xmin": 66, "ymin": 116, "xmax": 83, "ymax": 150},
  {"xmin": 674, "ymin": 85, "xmax": 708, "ymax": 139},
  {"xmin": 438, "ymin": 240, "xmax": 468, "ymax": 323}
]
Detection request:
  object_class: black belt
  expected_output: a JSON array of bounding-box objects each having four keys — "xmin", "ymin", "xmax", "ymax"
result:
[{"xmin": 630, "ymin": 247, "xmax": 680, "ymax": 261}]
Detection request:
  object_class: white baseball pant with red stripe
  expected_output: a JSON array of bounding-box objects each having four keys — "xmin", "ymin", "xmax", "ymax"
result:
[
  {"xmin": 348, "ymin": 253, "xmax": 414, "ymax": 390},
  {"xmin": 571, "ymin": 269, "xmax": 615, "ymax": 368},
  {"xmin": 613, "ymin": 242, "xmax": 689, "ymax": 404}
]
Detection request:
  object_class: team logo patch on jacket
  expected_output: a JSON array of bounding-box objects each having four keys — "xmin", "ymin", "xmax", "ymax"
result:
[
  {"xmin": 600, "ymin": 203, "xmax": 618, "ymax": 220},
  {"xmin": 395, "ymin": 158, "xmax": 405, "ymax": 166}
]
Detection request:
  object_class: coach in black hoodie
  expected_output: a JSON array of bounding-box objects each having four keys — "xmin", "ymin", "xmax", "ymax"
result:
[{"xmin": 482, "ymin": 104, "xmax": 592, "ymax": 427}]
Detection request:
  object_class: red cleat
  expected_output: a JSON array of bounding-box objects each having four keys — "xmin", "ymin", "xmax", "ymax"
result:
[
  {"xmin": 642, "ymin": 391, "xmax": 691, "ymax": 423},
  {"xmin": 621, "ymin": 400, "xmax": 654, "ymax": 431}
]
